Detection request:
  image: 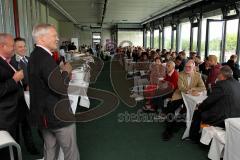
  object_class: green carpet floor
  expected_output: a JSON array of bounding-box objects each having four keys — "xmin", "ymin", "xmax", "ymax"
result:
[{"xmin": 22, "ymin": 59, "xmax": 209, "ymax": 160}]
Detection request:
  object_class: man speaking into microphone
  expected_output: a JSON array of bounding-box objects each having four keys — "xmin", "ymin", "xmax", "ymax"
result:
[{"xmin": 28, "ymin": 24, "xmax": 79, "ymax": 160}]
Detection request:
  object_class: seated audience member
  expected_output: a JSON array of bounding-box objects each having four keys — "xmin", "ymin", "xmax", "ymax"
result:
[
  {"xmin": 178, "ymin": 51, "xmax": 187, "ymax": 65},
  {"xmin": 164, "ymin": 52, "xmax": 171, "ymax": 62},
  {"xmin": 193, "ymin": 56, "xmax": 202, "ymax": 69},
  {"xmin": 143, "ymin": 57, "xmax": 166, "ymax": 111},
  {"xmin": 199, "ymin": 57, "xmax": 210, "ymax": 76},
  {"xmin": 161, "ymin": 49, "xmax": 167, "ymax": 57},
  {"xmin": 68, "ymin": 42, "xmax": 77, "ymax": 51},
  {"xmin": 149, "ymin": 57, "xmax": 166, "ymax": 84},
  {"xmin": 164, "ymin": 61, "xmax": 178, "ymax": 90},
  {"xmin": 132, "ymin": 49, "xmax": 139, "ymax": 62},
  {"xmin": 206, "ymin": 55, "xmax": 221, "ymax": 88},
  {"xmin": 156, "ymin": 49, "xmax": 161, "ymax": 56},
  {"xmin": 149, "ymin": 50, "xmax": 158, "ymax": 61},
  {"xmin": 175, "ymin": 56, "xmax": 184, "ymax": 72},
  {"xmin": 225, "ymin": 60, "xmax": 240, "ymax": 80},
  {"xmin": 170, "ymin": 52, "xmax": 177, "ymax": 61},
  {"xmin": 154, "ymin": 61, "xmax": 179, "ymax": 115},
  {"xmin": 136, "ymin": 52, "xmax": 150, "ymax": 71},
  {"xmin": 230, "ymin": 54, "xmax": 239, "ymax": 68},
  {"xmin": 189, "ymin": 51, "xmax": 197, "ymax": 60},
  {"xmin": 190, "ymin": 66, "xmax": 240, "ymax": 140},
  {"xmin": 162, "ymin": 60, "xmax": 206, "ymax": 141},
  {"xmin": 223, "ymin": 54, "xmax": 239, "ymax": 68}
]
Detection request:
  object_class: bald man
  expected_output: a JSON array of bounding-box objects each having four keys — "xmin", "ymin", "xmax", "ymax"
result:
[{"xmin": 0, "ymin": 33, "xmax": 24, "ymax": 159}]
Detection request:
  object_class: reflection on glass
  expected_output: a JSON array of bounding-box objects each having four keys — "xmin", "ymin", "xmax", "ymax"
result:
[
  {"xmin": 154, "ymin": 29, "xmax": 159, "ymax": 49},
  {"xmin": 164, "ymin": 26, "xmax": 172, "ymax": 50},
  {"xmin": 118, "ymin": 30, "xmax": 143, "ymax": 47},
  {"xmin": 225, "ymin": 19, "xmax": 239, "ymax": 62}
]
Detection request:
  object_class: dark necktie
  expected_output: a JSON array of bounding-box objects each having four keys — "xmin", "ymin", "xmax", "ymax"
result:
[{"xmin": 21, "ymin": 57, "xmax": 28, "ymax": 64}]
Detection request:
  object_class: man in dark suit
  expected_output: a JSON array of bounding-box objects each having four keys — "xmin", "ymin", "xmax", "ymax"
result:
[
  {"xmin": 29, "ymin": 24, "xmax": 79, "ymax": 160},
  {"xmin": 11, "ymin": 38, "xmax": 29, "ymax": 90},
  {"xmin": 199, "ymin": 65, "xmax": 240, "ymax": 126},
  {"xmin": 10, "ymin": 37, "xmax": 39, "ymax": 155},
  {"xmin": 190, "ymin": 66, "xmax": 240, "ymax": 141},
  {"xmin": 0, "ymin": 33, "xmax": 24, "ymax": 159}
]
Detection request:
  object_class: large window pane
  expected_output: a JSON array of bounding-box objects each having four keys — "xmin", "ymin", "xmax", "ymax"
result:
[
  {"xmin": 118, "ymin": 30, "xmax": 143, "ymax": 47},
  {"xmin": 208, "ymin": 21, "xmax": 224, "ymax": 62},
  {"xmin": 201, "ymin": 15, "xmax": 222, "ymax": 59},
  {"xmin": 180, "ymin": 22, "xmax": 190, "ymax": 55},
  {"xmin": 154, "ymin": 29, "xmax": 159, "ymax": 49},
  {"xmin": 164, "ymin": 26, "xmax": 171, "ymax": 50},
  {"xmin": 146, "ymin": 31, "xmax": 150, "ymax": 48},
  {"xmin": 201, "ymin": 19, "xmax": 207, "ymax": 59},
  {"xmin": 159, "ymin": 32, "xmax": 162, "ymax": 50},
  {"xmin": 0, "ymin": 0, "xmax": 15, "ymax": 35},
  {"xmin": 225, "ymin": 19, "xmax": 239, "ymax": 62},
  {"xmin": 192, "ymin": 27, "xmax": 198, "ymax": 52},
  {"xmin": 172, "ymin": 30, "xmax": 176, "ymax": 51}
]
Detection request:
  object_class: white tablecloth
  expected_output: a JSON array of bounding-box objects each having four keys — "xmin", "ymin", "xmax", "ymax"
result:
[
  {"xmin": 224, "ymin": 118, "xmax": 240, "ymax": 160},
  {"xmin": 181, "ymin": 91, "xmax": 207, "ymax": 139},
  {"xmin": 70, "ymin": 68, "xmax": 90, "ymax": 109}
]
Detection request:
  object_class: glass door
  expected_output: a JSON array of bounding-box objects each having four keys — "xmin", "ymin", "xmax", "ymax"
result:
[
  {"xmin": 205, "ymin": 19, "xmax": 226, "ymax": 62},
  {"xmin": 224, "ymin": 19, "xmax": 239, "ymax": 62}
]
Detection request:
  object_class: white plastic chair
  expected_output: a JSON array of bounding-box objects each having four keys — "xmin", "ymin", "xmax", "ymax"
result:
[{"xmin": 0, "ymin": 130, "xmax": 22, "ymax": 160}]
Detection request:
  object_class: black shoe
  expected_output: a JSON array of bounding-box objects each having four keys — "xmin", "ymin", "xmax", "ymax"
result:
[{"xmin": 162, "ymin": 131, "xmax": 173, "ymax": 141}]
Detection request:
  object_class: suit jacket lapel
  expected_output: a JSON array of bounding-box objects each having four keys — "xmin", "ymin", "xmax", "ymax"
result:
[
  {"xmin": 183, "ymin": 72, "xmax": 189, "ymax": 89},
  {"xmin": 189, "ymin": 72, "xmax": 195, "ymax": 88},
  {"xmin": 0, "ymin": 57, "xmax": 15, "ymax": 74}
]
